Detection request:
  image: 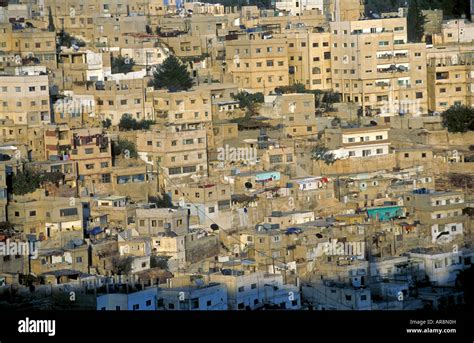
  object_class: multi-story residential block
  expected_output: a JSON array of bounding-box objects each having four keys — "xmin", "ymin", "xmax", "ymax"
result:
[
  {"xmin": 69, "ymin": 128, "xmax": 112, "ymax": 194},
  {"xmin": 409, "ymin": 248, "xmax": 474, "ymax": 287},
  {"xmin": 210, "ymin": 271, "xmax": 300, "ymax": 310},
  {"xmin": 136, "ymin": 206, "xmax": 189, "ymax": 236},
  {"xmin": 149, "ymin": 88, "xmax": 212, "ymax": 130},
  {"xmin": 261, "ymin": 93, "xmax": 317, "ymax": 137},
  {"xmin": 0, "ymin": 23, "xmax": 56, "ymax": 69},
  {"xmin": 136, "ymin": 126, "xmax": 208, "ymax": 184},
  {"xmin": 0, "ymin": 73, "xmax": 51, "ymax": 126},
  {"xmin": 168, "ymin": 181, "xmax": 232, "ymax": 229},
  {"xmin": 8, "ymin": 191, "xmax": 84, "ymax": 243},
  {"xmin": 156, "ymin": 283, "xmax": 228, "ymax": 310},
  {"xmin": 404, "ymin": 189, "xmax": 466, "ymax": 245},
  {"xmin": 286, "ymin": 28, "xmax": 332, "ymax": 90},
  {"xmin": 426, "ymin": 47, "xmax": 474, "ymax": 113},
  {"xmin": 225, "ymin": 32, "xmax": 289, "ymax": 94},
  {"xmin": 275, "ymin": 0, "xmax": 324, "ymax": 15},
  {"xmin": 324, "ymin": 125, "xmax": 391, "ymax": 159},
  {"xmin": 330, "ymin": 17, "xmax": 428, "ymax": 117}
]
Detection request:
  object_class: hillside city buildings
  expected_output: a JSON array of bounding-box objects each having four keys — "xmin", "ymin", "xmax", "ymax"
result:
[{"xmin": 0, "ymin": 0, "xmax": 473, "ymax": 312}]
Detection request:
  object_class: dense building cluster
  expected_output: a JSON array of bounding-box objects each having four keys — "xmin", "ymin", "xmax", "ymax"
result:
[{"xmin": 0, "ymin": 0, "xmax": 473, "ymax": 311}]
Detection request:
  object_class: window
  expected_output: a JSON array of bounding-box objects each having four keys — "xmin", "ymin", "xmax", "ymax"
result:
[
  {"xmin": 85, "ymin": 148, "xmax": 94, "ymax": 154},
  {"xmin": 101, "ymin": 162, "xmax": 109, "ymax": 168},
  {"xmin": 251, "ymin": 283, "xmax": 257, "ymax": 289},
  {"xmin": 146, "ymin": 300, "xmax": 152, "ymax": 307},
  {"xmin": 101, "ymin": 173, "xmax": 111, "ymax": 183},
  {"xmin": 208, "ymin": 206, "xmax": 215, "ymax": 213},
  {"xmin": 29, "ymin": 210, "xmax": 36, "ymax": 217},
  {"xmin": 238, "ymin": 286, "xmax": 244, "ymax": 292},
  {"xmin": 345, "ymin": 295, "xmax": 352, "ymax": 301},
  {"xmin": 60, "ymin": 208, "xmax": 78, "ymax": 216}
]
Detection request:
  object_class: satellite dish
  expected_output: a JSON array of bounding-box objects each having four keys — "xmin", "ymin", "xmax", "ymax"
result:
[
  {"xmin": 315, "ymin": 233, "xmax": 323, "ymax": 239},
  {"xmin": 245, "ymin": 182, "xmax": 253, "ymax": 189},
  {"xmin": 210, "ymin": 224, "xmax": 219, "ymax": 231}
]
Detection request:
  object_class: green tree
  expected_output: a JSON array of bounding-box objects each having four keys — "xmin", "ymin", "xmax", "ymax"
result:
[
  {"xmin": 441, "ymin": 105, "xmax": 474, "ymax": 133},
  {"xmin": 47, "ymin": 7, "xmax": 55, "ymax": 32},
  {"xmin": 111, "ymin": 56, "xmax": 135, "ymax": 74},
  {"xmin": 113, "ymin": 257, "xmax": 133, "ymax": 275},
  {"xmin": 407, "ymin": 0, "xmax": 426, "ymax": 43},
  {"xmin": 118, "ymin": 113, "xmax": 155, "ymax": 131},
  {"xmin": 12, "ymin": 169, "xmax": 42, "ymax": 195},
  {"xmin": 112, "ymin": 138, "xmax": 138, "ymax": 158},
  {"xmin": 149, "ymin": 55, "xmax": 193, "ymax": 91},
  {"xmin": 58, "ymin": 30, "xmax": 85, "ymax": 48},
  {"xmin": 101, "ymin": 118, "xmax": 112, "ymax": 129},
  {"xmin": 232, "ymin": 91, "xmax": 264, "ymax": 117},
  {"xmin": 150, "ymin": 255, "xmax": 169, "ymax": 269},
  {"xmin": 311, "ymin": 144, "xmax": 337, "ymax": 165}
]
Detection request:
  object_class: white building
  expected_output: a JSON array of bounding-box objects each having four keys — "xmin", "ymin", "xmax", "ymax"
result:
[
  {"xmin": 302, "ymin": 281, "xmax": 372, "ymax": 310},
  {"xmin": 210, "ymin": 271, "xmax": 301, "ymax": 310},
  {"xmin": 275, "ymin": 0, "xmax": 323, "ymax": 16},
  {"xmin": 156, "ymin": 283, "xmax": 228, "ymax": 310},
  {"xmin": 409, "ymin": 248, "xmax": 474, "ymax": 287},
  {"xmin": 326, "ymin": 126, "xmax": 391, "ymax": 159},
  {"xmin": 97, "ymin": 288, "xmax": 158, "ymax": 311}
]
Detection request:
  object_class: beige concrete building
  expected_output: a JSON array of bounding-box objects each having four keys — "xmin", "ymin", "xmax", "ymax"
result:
[
  {"xmin": 8, "ymin": 191, "xmax": 84, "ymax": 243},
  {"xmin": 0, "ymin": 74, "xmax": 51, "ymax": 126},
  {"xmin": 0, "ymin": 23, "xmax": 56, "ymax": 69},
  {"xmin": 136, "ymin": 126, "xmax": 208, "ymax": 184},
  {"xmin": 426, "ymin": 46, "xmax": 474, "ymax": 113},
  {"xmin": 286, "ymin": 28, "xmax": 332, "ymax": 90},
  {"xmin": 330, "ymin": 17, "xmax": 428, "ymax": 117},
  {"xmin": 225, "ymin": 32, "xmax": 289, "ymax": 94}
]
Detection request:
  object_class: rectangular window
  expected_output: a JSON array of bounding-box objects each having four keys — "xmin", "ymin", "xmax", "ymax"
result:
[{"xmin": 60, "ymin": 208, "xmax": 78, "ymax": 216}]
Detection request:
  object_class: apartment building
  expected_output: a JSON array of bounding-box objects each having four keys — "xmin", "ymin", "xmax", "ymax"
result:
[
  {"xmin": 324, "ymin": 125, "xmax": 391, "ymax": 159},
  {"xmin": 0, "ymin": 23, "xmax": 56, "ymax": 69},
  {"xmin": 327, "ymin": 0, "xmax": 365, "ymax": 21},
  {"xmin": 0, "ymin": 74, "xmax": 51, "ymax": 126},
  {"xmin": 44, "ymin": 0, "xmax": 148, "ymax": 42},
  {"xmin": 426, "ymin": 47, "xmax": 474, "ymax": 113},
  {"xmin": 404, "ymin": 189, "xmax": 466, "ymax": 245},
  {"xmin": 433, "ymin": 19, "xmax": 474, "ymax": 45},
  {"xmin": 69, "ymin": 128, "xmax": 112, "ymax": 194},
  {"xmin": 225, "ymin": 32, "xmax": 289, "ymax": 94},
  {"xmin": 286, "ymin": 28, "xmax": 332, "ymax": 90},
  {"xmin": 330, "ymin": 17, "xmax": 428, "ymax": 117},
  {"xmin": 149, "ymin": 88, "xmax": 212, "ymax": 130},
  {"xmin": 67, "ymin": 79, "xmax": 152, "ymax": 126},
  {"xmin": 156, "ymin": 283, "xmax": 228, "ymax": 310},
  {"xmin": 136, "ymin": 126, "xmax": 208, "ymax": 183},
  {"xmin": 409, "ymin": 248, "xmax": 474, "ymax": 287},
  {"xmin": 58, "ymin": 49, "xmax": 106, "ymax": 89},
  {"xmin": 136, "ymin": 207, "xmax": 189, "ymax": 236},
  {"xmin": 275, "ymin": 0, "xmax": 324, "ymax": 16},
  {"xmin": 168, "ymin": 181, "xmax": 232, "ymax": 229},
  {"xmin": 210, "ymin": 271, "xmax": 300, "ymax": 310},
  {"xmin": 8, "ymin": 192, "xmax": 84, "ymax": 243},
  {"xmin": 260, "ymin": 93, "xmax": 317, "ymax": 137}
]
